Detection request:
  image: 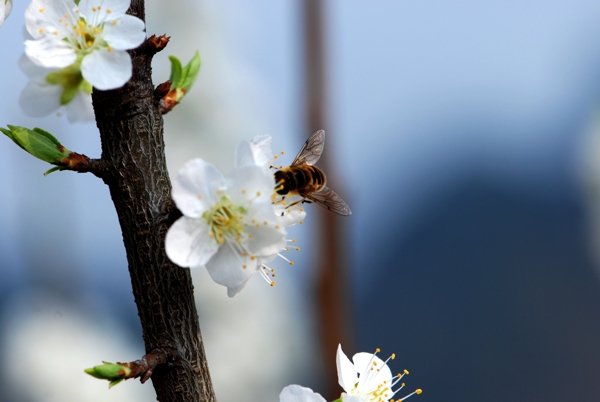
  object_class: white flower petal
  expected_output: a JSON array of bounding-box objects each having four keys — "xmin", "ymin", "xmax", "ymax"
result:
[
  {"xmin": 65, "ymin": 91, "xmax": 95, "ymax": 122},
  {"xmin": 337, "ymin": 344, "xmax": 358, "ymax": 394},
  {"xmin": 102, "ymin": 14, "xmax": 146, "ymax": 50},
  {"xmin": 279, "ymin": 385, "xmax": 327, "ymax": 402},
  {"xmin": 173, "ymin": 158, "xmax": 225, "ymax": 218},
  {"xmin": 275, "ymin": 204, "xmax": 306, "ymax": 227},
  {"xmin": 25, "ymin": 0, "xmax": 74, "ymax": 39},
  {"xmin": 79, "ymin": 0, "xmax": 130, "ymax": 21},
  {"xmin": 226, "ymin": 165, "xmax": 274, "ymax": 205},
  {"xmin": 81, "ymin": 48, "xmax": 132, "ymax": 90},
  {"xmin": 0, "ymin": 0, "xmax": 12, "ymax": 27},
  {"xmin": 25, "ymin": 37, "xmax": 76, "ymax": 68},
  {"xmin": 352, "ymin": 352, "xmax": 392, "ymax": 388},
  {"xmin": 235, "ymin": 135, "xmax": 273, "ymax": 169},
  {"xmin": 245, "ymin": 226, "xmax": 286, "ymax": 258},
  {"xmin": 19, "ymin": 81, "xmax": 62, "ymax": 117},
  {"xmin": 226, "ymin": 278, "xmax": 251, "ymax": 298},
  {"xmin": 205, "ymin": 242, "xmax": 258, "ymax": 292},
  {"xmin": 165, "ymin": 216, "xmax": 218, "ymax": 268},
  {"xmin": 18, "ymin": 53, "xmax": 53, "ymax": 81}
]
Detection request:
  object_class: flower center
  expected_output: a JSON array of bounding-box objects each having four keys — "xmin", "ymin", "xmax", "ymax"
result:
[{"xmin": 202, "ymin": 196, "xmax": 247, "ymax": 245}]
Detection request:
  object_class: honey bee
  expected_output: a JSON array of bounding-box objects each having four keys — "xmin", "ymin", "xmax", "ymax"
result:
[{"xmin": 274, "ymin": 129, "xmax": 351, "ymax": 216}]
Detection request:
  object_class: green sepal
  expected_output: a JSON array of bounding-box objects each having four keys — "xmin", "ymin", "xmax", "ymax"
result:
[
  {"xmin": 1, "ymin": 125, "xmax": 71, "ymax": 164},
  {"xmin": 73, "ymin": 0, "xmax": 81, "ymax": 4},
  {"xmin": 85, "ymin": 362, "xmax": 131, "ymax": 388}
]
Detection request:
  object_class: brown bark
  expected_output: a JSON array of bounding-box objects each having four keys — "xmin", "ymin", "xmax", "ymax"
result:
[{"xmin": 90, "ymin": 1, "xmax": 215, "ymax": 401}]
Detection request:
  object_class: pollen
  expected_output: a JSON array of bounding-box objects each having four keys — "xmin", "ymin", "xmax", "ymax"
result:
[
  {"xmin": 78, "ymin": 20, "xmax": 85, "ymax": 28},
  {"xmin": 242, "ymin": 189, "xmax": 246, "ymax": 194},
  {"xmin": 197, "ymin": 194, "xmax": 202, "ymax": 199},
  {"xmin": 274, "ymin": 154, "xmax": 279, "ymax": 159},
  {"xmin": 270, "ymin": 282, "xmax": 275, "ymax": 287},
  {"xmin": 39, "ymin": 8, "xmax": 45, "ymax": 12},
  {"xmin": 39, "ymin": 28, "xmax": 45, "ymax": 33},
  {"xmin": 243, "ymin": 264, "xmax": 247, "ymax": 269},
  {"xmin": 281, "ymin": 151, "xmax": 285, "ymax": 155},
  {"xmin": 295, "ymin": 247, "xmax": 300, "ymax": 251},
  {"xmin": 289, "ymin": 261, "xmax": 294, "ymax": 266},
  {"xmin": 404, "ymin": 369, "xmax": 409, "ymax": 375},
  {"xmin": 250, "ymin": 255, "xmax": 256, "ymax": 260},
  {"xmin": 107, "ymin": 9, "xmax": 112, "ymax": 13},
  {"xmin": 107, "ymin": 46, "xmax": 113, "ymax": 52},
  {"xmin": 53, "ymin": 30, "xmax": 58, "ymax": 35},
  {"xmin": 256, "ymin": 191, "xmax": 261, "ymax": 196},
  {"xmin": 112, "ymin": 20, "xmax": 118, "ymax": 25},
  {"xmin": 416, "ymin": 389, "xmax": 422, "ymax": 395}
]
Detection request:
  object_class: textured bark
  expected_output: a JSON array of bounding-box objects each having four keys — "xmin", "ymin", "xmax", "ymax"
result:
[{"xmin": 90, "ymin": 2, "xmax": 215, "ymax": 401}]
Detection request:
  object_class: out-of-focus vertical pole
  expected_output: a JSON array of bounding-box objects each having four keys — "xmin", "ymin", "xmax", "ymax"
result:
[{"xmin": 302, "ymin": 0, "xmax": 352, "ymax": 398}]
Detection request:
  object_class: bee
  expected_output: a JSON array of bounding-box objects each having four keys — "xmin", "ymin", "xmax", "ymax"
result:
[{"xmin": 274, "ymin": 129, "xmax": 351, "ymax": 216}]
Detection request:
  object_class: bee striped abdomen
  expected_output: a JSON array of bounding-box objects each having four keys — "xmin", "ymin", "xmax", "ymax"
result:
[{"xmin": 275, "ymin": 165, "xmax": 326, "ymax": 196}]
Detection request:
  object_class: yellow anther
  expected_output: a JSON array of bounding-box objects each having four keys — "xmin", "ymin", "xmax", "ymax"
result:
[
  {"xmin": 107, "ymin": 46, "xmax": 113, "ymax": 52},
  {"xmin": 197, "ymin": 194, "xmax": 202, "ymax": 199},
  {"xmin": 404, "ymin": 369, "xmax": 409, "ymax": 375},
  {"xmin": 391, "ymin": 353, "xmax": 396, "ymax": 359},
  {"xmin": 416, "ymin": 389, "xmax": 422, "ymax": 395},
  {"xmin": 285, "ymin": 248, "xmax": 290, "ymax": 252},
  {"xmin": 217, "ymin": 190, "xmax": 223, "ymax": 195},
  {"xmin": 242, "ymin": 189, "xmax": 246, "ymax": 194},
  {"xmin": 209, "ymin": 232, "xmax": 214, "ymax": 238},
  {"xmin": 274, "ymin": 154, "xmax": 279, "ymax": 159},
  {"xmin": 248, "ymin": 234, "xmax": 253, "ymax": 239},
  {"xmin": 289, "ymin": 261, "xmax": 294, "ymax": 266},
  {"xmin": 275, "ymin": 225, "xmax": 280, "ymax": 229},
  {"xmin": 112, "ymin": 20, "xmax": 118, "ymax": 25},
  {"xmin": 272, "ymin": 273, "xmax": 276, "ymax": 277},
  {"xmin": 295, "ymin": 247, "xmax": 300, "ymax": 251},
  {"xmin": 64, "ymin": 13, "xmax": 69, "ymax": 18},
  {"xmin": 107, "ymin": 8, "xmax": 112, "ymax": 13},
  {"xmin": 376, "ymin": 348, "xmax": 381, "ymax": 353},
  {"xmin": 39, "ymin": 28, "xmax": 45, "ymax": 33},
  {"xmin": 250, "ymin": 255, "xmax": 256, "ymax": 260},
  {"xmin": 39, "ymin": 8, "xmax": 45, "ymax": 12},
  {"xmin": 281, "ymin": 151, "xmax": 285, "ymax": 154},
  {"xmin": 300, "ymin": 221, "xmax": 304, "ymax": 224},
  {"xmin": 256, "ymin": 191, "xmax": 261, "ymax": 196},
  {"xmin": 255, "ymin": 224, "xmax": 260, "ymax": 228},
  {"xmin": 263, "ymin": 221, "xmax": 268, "ymax": 225},
  {"xmin": 78, "ymin": 20, "xmax": 85, "ymax": 28},
  {"xmin": 270, "ymin": 282, "xmax": 275, "ymax": 287},
  {"xmin": 53, "ymin": 30, "xmax": 58, "ymax": 35},
  {"xmin": 92, "ymin": 6, "xmax": 97, "ymax": 11},
  {"xmin": 291, "ymin": 239, "xmax": 296, "ymax": 243},
  {"xmin": 243, "ymin": 265, "xmax": 247, "ymax": 269},
  {"xmin": 87, "ymin": 40, "xmax": 93, "ymax": 47},
  {"xmin": 218, "ymin": 238, "xmax": 224, "ymax": 243}
]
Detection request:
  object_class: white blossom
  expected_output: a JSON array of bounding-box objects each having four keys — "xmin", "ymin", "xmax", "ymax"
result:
[
  {"xmin": 18, "ymin": 54, "xmax": 94, "ymax": 122},
  {"xmin": 24, "ymin": 0, "xmax": 146, "ymax": 90},
  {"xmin": 0, "ymin": 0, "xmax": 13, "ymax": 27},
  {"xmin": 279, "ymin": 345, "xmax": 421, "ymax": 402},
  {"xmin": 166, "ymin": 158, "xmax": 288, "ymax": 297},
  {"xmin": 337, "ymin": 344, "xmax": 421, "ymax": 402}
]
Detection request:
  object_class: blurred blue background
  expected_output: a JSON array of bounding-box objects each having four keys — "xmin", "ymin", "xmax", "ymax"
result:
[{"xmin": 2, "ymin": 1, "xmax": 600, "ymax": 401}]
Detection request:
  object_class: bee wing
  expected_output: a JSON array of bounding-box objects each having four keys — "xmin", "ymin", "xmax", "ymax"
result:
[
  {"xmin": 291, "ymin": 129, "xmax": 325, "ymax": 166},
  {"xmin": 306, "ymin": 186, "xmax": 352, "ymax": 216}
]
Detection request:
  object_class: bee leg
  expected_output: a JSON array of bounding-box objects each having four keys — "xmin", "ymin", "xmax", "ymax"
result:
[
  {"xmin": 302, "ymin": 200, "xmax": 312, "ymax": 204},
  {"xmin": 286, "ymin": 198, "xmax": 306, "ymax": 209}
]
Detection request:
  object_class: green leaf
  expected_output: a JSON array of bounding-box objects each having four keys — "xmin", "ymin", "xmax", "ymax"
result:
[
  {"xmin": 32, "ymin": 128, "xmax": 61, "ymax": 146},
  {"xmin": 168, "ymin": 56, "xmax": 183, "ymax": 87},
  {"xmin": 43, "ymin": 166, "xmax": 62, "ymax": 176},
  {"xmin": 2, "ymin": 125, "xmax": 70, "ymax": 164},
  {"xmin": 180, "ymin": 51, "xmax": 201, "ymax": 90}
]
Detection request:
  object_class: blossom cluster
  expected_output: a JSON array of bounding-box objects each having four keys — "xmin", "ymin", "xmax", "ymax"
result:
[
  {"xmin": 19, "ymin": 0, "xmax": 146, "ymax": 121},
  {"xmin": 280, "ymin": 345, "xmax": 422, "ymax": 402},
  {"xmin": 166, "ymin": 135, "xmax": 305, "ymax": 297}
]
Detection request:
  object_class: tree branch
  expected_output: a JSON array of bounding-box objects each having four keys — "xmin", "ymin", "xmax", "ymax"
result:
[{"xmin": 88, "ymin": 2, "xmax": 215, "ymax": 401}]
